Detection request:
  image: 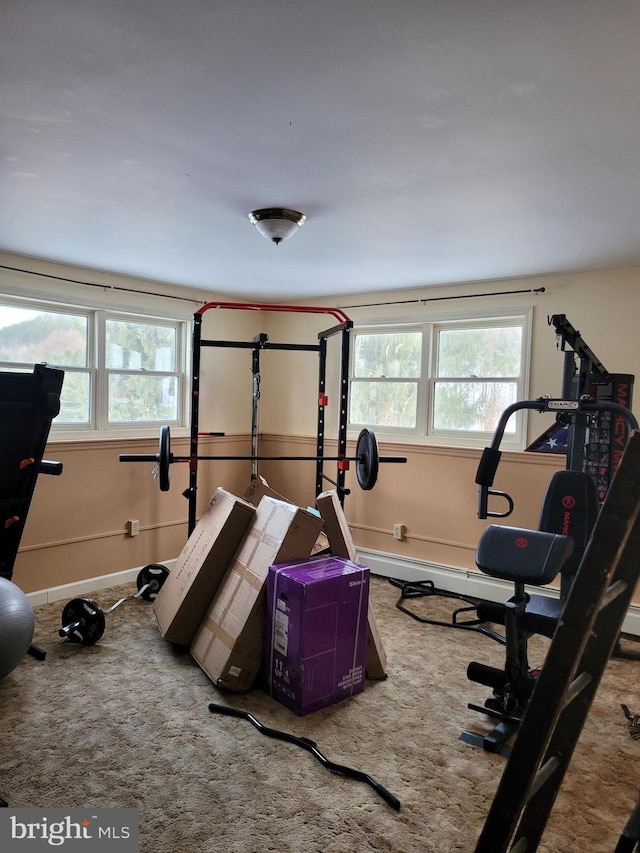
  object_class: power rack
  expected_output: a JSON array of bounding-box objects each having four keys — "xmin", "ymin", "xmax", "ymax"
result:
[{"xmin": 185, "ymin": 302, "xmax": 353, "ymax": 534}]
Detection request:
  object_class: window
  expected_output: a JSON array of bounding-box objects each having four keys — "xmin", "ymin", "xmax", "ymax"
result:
[
  {"xmin": 0, "ymin": 299, "xmax": 188, "ymax": 433},
  {"xmin": 350, "ymin": 331, "xmax": 422, "ymax": 429},
  {"xmin": 349, "ymin": 312, "xmax": 530, "ymax": 447},
  {"xmin": 105, "ymin": 318, "xmax": 181, "ymax": 425}
]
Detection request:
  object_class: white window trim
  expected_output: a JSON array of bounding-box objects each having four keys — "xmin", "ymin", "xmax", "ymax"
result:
[
  {"xmin": 0, "ymin": 292, "xmax": 191, "ymax": 441},
  {"xmin": 348, "ymin": 307, "xmax": 532, "ymax": 450}
]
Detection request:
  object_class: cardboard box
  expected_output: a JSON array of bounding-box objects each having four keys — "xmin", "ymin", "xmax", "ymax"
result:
[
  {"xmin": 316, "ymin": 489, "xmax": 387, "ymax": 679},
  {"xmin": 152, "ymin": 488, "xmax": 256, "ymax": 647},
  {"xmin": 364, "ymin": 601, "xmax": 387, "ymax": 680},
  {"xmin": 316, "ymin": 489, "xmax": 357, "ymax": 561},
  {"xmin": 245, "ymin": 475, "xmax": 330, "ymax": 554},
  {"xmin": 190, "ymin": 496, "xmax": 324, "ymax": 692},
  {"xmin": 242, "ymin": 475, "xmax": 291, "ymax": 507},
  {"xmin": 265, "ymin": 555, "xmax": 370, "ymax": 716}
]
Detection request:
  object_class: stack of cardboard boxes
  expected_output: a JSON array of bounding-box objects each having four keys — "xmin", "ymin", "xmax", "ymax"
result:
[{"xmin": 152, "ymin": 480, "xmax": 387, "ymax": 715}]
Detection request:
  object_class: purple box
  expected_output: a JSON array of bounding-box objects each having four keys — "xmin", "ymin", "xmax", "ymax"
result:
[{"xmin": 265, "ymin": 555, "xmax": 370, "ymax": 716}]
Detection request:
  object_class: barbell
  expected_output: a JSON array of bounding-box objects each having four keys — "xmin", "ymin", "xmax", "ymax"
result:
[
  {"xmin": 120, "ymin": 426, "xmax": 407, "ymax": 492},
  {"xmin": 59, "ymin": 564, "xmax": 170, "ymax": 646}
]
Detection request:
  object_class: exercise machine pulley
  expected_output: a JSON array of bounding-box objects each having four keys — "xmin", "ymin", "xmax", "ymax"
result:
[{"xmin": 58, "ymin": 564, "xmax": 170, "ymax": 646}]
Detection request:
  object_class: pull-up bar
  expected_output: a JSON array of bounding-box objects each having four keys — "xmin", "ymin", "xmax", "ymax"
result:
[{"xmin": 196, "ymin": 301, "xmax": 352, "ymax": 325}]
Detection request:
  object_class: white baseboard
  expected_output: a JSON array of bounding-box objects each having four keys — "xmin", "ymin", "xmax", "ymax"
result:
[
  {"xmin": 26, "ymin": 549, "xmax": 640, "ymax": 639},
  {"xmin": 26, "ymin": 559, "xmax": 177, "ymax": 607},
  {"xmin": 357, "ymin": 546, "xmax": 640, "ymax": 638}
]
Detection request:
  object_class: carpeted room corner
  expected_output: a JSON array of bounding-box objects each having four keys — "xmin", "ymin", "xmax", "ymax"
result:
[{"xmin": 1, "ymin": 574, "xmax": 638, "ymax": 853}]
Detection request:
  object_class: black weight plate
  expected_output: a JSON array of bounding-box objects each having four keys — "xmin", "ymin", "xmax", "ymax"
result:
[
  {"xmin": 60, "ymin": 598, "xmax": 106, "ymax": 645},
  {"xmin": 158, "ymin": 425, "xmax": 171, "ymax": 492},
  {"xmin": 136, "ymin": 564, "xmax": 170, "ymax": 601},
  {"xmin": 356, "ymin": 428, "xmax": 379, "ymax": 490}
]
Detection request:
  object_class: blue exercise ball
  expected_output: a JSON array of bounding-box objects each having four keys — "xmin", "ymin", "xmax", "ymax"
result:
[{"xmin": 0, "ymin": 576, "xmax": 35, "ymax": 681}]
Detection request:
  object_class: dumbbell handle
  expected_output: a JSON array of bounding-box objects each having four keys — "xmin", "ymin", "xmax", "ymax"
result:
[{"xmin": 58, "ymin": 619, "xmax": 82, "ymax": 638}]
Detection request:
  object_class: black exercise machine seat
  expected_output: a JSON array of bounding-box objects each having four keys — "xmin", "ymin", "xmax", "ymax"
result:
[
  {"xmin": 462, "ymin": 524, "xmax": 575, "ymax": 755},
  {"xmin": 475, "ymin": 526, "xmax": 574, "ymax": 587},
  {"xmin": 476, "ymin": 470, "xmax": 598, "ymax": 638},
  {"xmin": 475, "ymin": 525, "xmax": 574, "ymax": 639}
]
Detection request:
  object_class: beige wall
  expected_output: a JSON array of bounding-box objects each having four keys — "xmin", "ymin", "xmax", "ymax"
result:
[
  {"xmin": 2, "ymin": 253, "xmax": 640, "ymax": 602},
  {"xmin": 261, "ymin": 271, "xmax": 640, "ymax": 441},
  {"xmin": 18, "ymin": 434, "xmax": 255, "ymax": 593},
  {"xmin": 258, "ymin": 310, "xmax": 348, "ymax": 438},
  {"xmin": 0, "ymin": 254, "xmax": 261, "ymax": 592},
  {"xmin": 197, "ymin": 305, "xmax": 288, "ymax": 433},
  {"xmin": 258, "ymin": 270, "xmax": 640, "ymax": 601},
  {"xmin": 259, "ymin": 436, "xmax": 564, "ymax": 569}
]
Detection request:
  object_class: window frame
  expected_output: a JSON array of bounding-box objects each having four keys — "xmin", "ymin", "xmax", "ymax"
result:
[
  {"xmin": 349, "ymin": 326, "xmax": 424, "ymax": 432},
  {"xmin": 0, "ymin": 294, "xmax": 190, "ymax": 439},
  {"xmin": 101, "ymin": 311, "xmax": 187, "ymax": 432},
  {"xmin": 348, "ymin": 309, "xmax": 532, "ymax": 449}
]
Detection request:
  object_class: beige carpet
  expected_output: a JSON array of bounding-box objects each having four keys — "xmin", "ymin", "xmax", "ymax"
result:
[{"xmin": 1, "ymin": 576, "xmax": 638, "ymax": 852}]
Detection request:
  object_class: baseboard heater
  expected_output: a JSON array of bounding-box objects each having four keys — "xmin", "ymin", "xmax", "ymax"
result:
[{"xmin": 356, "ymin": 546, "xmax": 640, "ymax": 639}]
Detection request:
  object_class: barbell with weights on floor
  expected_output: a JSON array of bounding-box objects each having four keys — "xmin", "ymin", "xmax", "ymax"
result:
[
  {"xmin": 119, "ymin": 426, "xmax": 407, "ymax": 492},
  {"xmin": 58, "ymin": 564, "xmax": 170, "ymax": 646}
]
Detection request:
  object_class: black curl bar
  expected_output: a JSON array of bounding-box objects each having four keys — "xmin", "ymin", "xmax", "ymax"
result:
[
  {"xmin": 58, "ymin": 564, "xmax": 169, "ymax": 646},
  {"xmin": 120, "ymin": 426, "xmax": 407, "ymax": 492},
  {"xmin": 208, "ymin": 702, "xmax": 401, "ymax": 811}
]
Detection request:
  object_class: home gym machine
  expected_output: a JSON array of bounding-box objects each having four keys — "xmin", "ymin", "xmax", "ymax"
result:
[
  {"xmin": 462, "ymin": 314, "xmax": 638, "ymax": 754},
  {"xmin": 473, "ymin": 430, "xmax": 640, "ymax": 852},
  {"xmin": 120, "ymin": 302, "xmax": 407, "ymax": 535}
]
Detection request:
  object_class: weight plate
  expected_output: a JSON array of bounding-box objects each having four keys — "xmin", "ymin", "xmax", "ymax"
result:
[
  {"xmin": 136, "ymin": 564, "xmax": 170, "ymax": 601},
  {"xmin": 60, "ymin": 598, "xmax": 106, "ymax": 646},
  {"xmin": 356, "ymin": 428, "xmax": 379, "ymax": 491},
  {"xmin": 158, "ymin": 425, "xmax": 171, "ymax": 491}
]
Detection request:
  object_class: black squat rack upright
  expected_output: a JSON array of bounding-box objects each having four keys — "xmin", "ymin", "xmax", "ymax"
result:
[{"xmin": 185, "ymin": 301, "xmax": 353, "ymax": 535}]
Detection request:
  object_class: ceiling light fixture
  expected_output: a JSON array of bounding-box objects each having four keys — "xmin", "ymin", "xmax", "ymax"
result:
[{"xmin": 248, "ymin": 208, "xmax": 306, "ymax": 245}]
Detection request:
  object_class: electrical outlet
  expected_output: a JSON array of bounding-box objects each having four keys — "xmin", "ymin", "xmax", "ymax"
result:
[
  {"xmin": 393, "ymin": 523, "xmax": 405, "ymax": 541},
  {"xmin": 128, "ymin": 519, "xmax": 140, "ymax": 537}
]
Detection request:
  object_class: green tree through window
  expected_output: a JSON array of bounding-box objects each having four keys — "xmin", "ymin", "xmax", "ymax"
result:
[
  {"xmin": 349, "ymin": 315, "xmax": 528, "ymax": 446},
  {"xmin": 0, "ymin": 303, "xmax": 185, "ymax": 430}
]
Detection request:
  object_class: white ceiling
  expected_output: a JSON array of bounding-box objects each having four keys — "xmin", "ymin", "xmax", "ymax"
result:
[{"xmin": 2, "ymin": 0, "xmax": 640, "ymax": 302}]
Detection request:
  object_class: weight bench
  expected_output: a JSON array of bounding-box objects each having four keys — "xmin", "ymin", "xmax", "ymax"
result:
[{"xmin": 461, "ymin": 523, "xmax": 574, "ymax": 755}]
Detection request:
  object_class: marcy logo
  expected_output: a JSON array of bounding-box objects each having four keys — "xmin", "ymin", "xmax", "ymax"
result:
[{"xmin": 547, "ymin": 400, "xmax": 579, "ymax": 410}]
